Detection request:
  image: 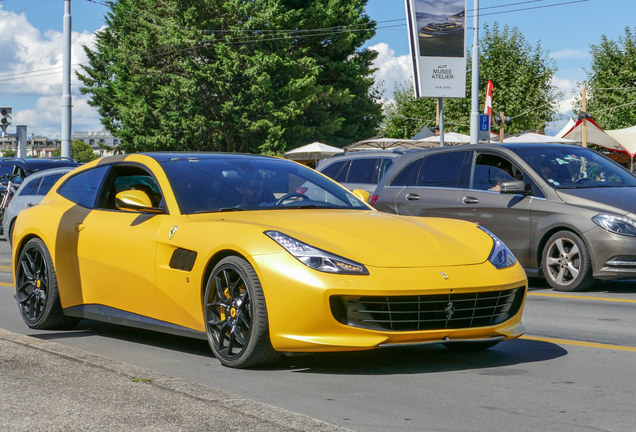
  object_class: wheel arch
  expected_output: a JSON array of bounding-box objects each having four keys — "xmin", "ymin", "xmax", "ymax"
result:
[
  {"xmin": 14, "ymin": 233, "xmax": 42, "ymax": 273},
  {"xmin": 200, "ymin": 249, "xmax": 250, "ymax": 300}
]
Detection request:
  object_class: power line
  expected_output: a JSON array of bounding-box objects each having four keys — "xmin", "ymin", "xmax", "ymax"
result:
[
  {"xmin": 0, "ymin": 0, "xmax": 50, "ymax": 21},
  {"xmin": 467, "ymin": 0, "xmax": 591, "ymax": 18}
]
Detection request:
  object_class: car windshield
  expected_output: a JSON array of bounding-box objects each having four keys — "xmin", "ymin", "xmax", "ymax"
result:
[
  {"xmin": 159, "ymin": 156, "xmax": 369, "ymax": 214},
  {"xmin": 513, "ymin": 146, "xmax": 636, "ymax": 189}
]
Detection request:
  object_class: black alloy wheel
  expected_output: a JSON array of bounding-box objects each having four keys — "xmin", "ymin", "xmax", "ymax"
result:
[
  {"xmin": 204, "ymin": 256, "xmax": 280, "ymax": 368},
  {"xmin": 542, "ymin": 230, "xmax": 594, "ymax": 292},
  {"xmin": 16, "ymin": 238, "xmax": 79, "ymax": 329}
]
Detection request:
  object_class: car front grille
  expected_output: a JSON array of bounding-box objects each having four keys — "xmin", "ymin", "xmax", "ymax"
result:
[{"xmin": 330, "ymin": 287, "xmax": 525, "ymax": 332}]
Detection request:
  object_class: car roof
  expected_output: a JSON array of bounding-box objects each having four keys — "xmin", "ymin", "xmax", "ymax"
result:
[
  {"xmin": 140, "ymin": 152, "xmax": 279, "ymax": 162},
  {"xmin": 23, "ymin": 167, "xmax": 76, "ymax": 180}
]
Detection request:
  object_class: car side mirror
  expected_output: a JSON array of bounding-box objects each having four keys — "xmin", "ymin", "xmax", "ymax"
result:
[
  {"xmin": 500, "ymin": 180, "xmax": 530, "ymax": 195},
  {"xmin": 351, "ymin": 189, "xmax": 371, "ymax": 203},
  {"xmin": 115, "ymin": 190, "xmax": 164, "ymax": 213}
]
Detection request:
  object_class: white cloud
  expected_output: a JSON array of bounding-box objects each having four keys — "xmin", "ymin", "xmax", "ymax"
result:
[
  {"xmin": 550, "ymin": 49, "xmax": 589, "ymax": 60},
  {"xmin": 0, "ymin": 7, "xmax": 103, "ymax": 135},
  {"xmin": 368, "ymin": 43, "xmax": 412, "ymax": 102},
  {"xmin": 552, "ymin": 76, "xmax": 579, "ymax": 114}
]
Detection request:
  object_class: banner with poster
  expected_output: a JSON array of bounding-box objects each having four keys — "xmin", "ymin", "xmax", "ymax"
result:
[{"xmin": 404, "ymin": 0, "xmax": 467, "ymax": 98}]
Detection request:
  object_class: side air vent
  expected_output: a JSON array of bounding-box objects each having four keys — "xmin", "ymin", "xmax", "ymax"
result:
[{"xmin": 169, "ymin": 248, "xmax": 197, "ymax": 271}]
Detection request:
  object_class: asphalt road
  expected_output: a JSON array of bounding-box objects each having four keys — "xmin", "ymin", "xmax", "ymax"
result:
[{"xmin": 1, "ymin": 238, "xmax": 635, "ymax": 432}]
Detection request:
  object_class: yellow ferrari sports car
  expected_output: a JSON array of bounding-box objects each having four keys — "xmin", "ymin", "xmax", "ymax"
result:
[{"xmin": 13, "ymin": 153, "xmax": 527, "ymax": 368}]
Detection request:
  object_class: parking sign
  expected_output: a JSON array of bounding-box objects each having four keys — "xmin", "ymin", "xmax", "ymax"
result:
[{"xmin": 478, "ymin": 114, "xmax": 490, "ymax": 143}]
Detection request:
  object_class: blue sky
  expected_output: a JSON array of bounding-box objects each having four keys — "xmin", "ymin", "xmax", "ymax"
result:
[{"xmin": 0, "ymin": 0, "xmax": 634, "ymax": 137}]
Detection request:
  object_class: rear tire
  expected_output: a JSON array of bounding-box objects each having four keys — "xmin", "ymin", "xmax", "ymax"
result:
[
  {"xmin": 8, "ymin": 218, "xmax": 15, "ymax": 248},
  {"xmin": 541, "ymin": 230, "xmax": 594, "ymax": 292},
  {"xmin": 16, "ymin": 238, "xmax": 80, "ymax": 329}
]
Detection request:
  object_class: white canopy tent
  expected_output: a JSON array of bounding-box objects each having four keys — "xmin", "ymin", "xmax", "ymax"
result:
[
  {"xmin": 560, "ymin": 119, "xmax": 627, "ymax": 153},
  {"xmin": 419, "ymin": 132, "xmax": 471, "ymax": 145},
  {"xmin": 284, "ymin": 142, "xmax": 344, "ymax": 163},
  {"xmin": 344, "ymin": 137, "xmax": 440, "ymax": 152},
  {"xmin": 504, "ymin": 132, "xmax": 576, "ymax": 143}
]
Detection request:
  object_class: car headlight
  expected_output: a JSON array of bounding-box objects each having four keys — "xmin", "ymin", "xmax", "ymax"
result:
[
  {"xmin": 477, "ymin": 226, "xmax": 517, "ymax": 269},
  {"xmin": 264, "ymin": 230, "xmax": 369, "ymax": 275},
  {"xmin": 592, "ymin": 213, "xmax": 636, "ymax": 237}
]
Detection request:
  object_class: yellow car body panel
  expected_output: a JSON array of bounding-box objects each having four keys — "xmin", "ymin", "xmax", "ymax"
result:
[{"xmin": 13, "ymin": 153, "xmax": 527, "ymax": 359}]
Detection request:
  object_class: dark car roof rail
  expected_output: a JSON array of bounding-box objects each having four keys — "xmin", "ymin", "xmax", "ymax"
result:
[
  {"xmin": 46, "ymin": 156, "xmax": 78, "ymax": 162},
  {"xmin": 0, "ymin": 157, "xmax": 26, "ymax": 163}
]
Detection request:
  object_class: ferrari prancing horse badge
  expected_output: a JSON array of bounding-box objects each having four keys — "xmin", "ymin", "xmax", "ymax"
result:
[{"xmin": 169, "ymin": 226, "xmax": 178, "ymax": 240}]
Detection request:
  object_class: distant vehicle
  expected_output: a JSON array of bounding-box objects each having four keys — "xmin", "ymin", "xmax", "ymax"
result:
[
  {"xmin": 372, "ymin": 143, "xmax": 636, "ymax": 292},
  {"xmin": 0, "ymin": 157, "xmax": 79, "ymax": 179},
  {"xmin": 314, "ymin": 150, "xmax": 403, "ymax": 197},
  {"xmin": 3, "ymin": 167, "xmax": 75, "ymax": 246}
]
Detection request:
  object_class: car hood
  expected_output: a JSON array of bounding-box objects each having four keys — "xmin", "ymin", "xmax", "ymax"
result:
[
  {"xmin": 555, "ymin": 187, "xmax": 636, "ymax": 216},
  {"xmin": 188, "ymin": 210, "xmax": 491, "ymax": 268}
]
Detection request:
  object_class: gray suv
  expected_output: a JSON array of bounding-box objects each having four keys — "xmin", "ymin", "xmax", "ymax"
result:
[
  {"xmin": 316, "ymin": 150, "xmax": 403, "ymax": 196},
  {"xmin": 372, "ymin": 143, "xmax": 636, "ymax": 291}
]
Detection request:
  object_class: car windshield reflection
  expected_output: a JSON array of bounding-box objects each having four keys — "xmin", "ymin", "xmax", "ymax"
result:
[
  {"xmin": 513, "ymin": 146, "xmax": 636, "ymax": 189},
  {"xmin": 160, "ymin": 156, "xmax": 368, "ymax": 214}
]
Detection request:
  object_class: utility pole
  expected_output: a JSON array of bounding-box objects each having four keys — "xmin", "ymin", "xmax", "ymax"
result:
[
  {"xmin": 439, "ymin": 98, "xmax": 445, "ymax": 147},
  {"xmin": 61, "ymin": 0, "xmax": 72, "ymax": 158},
  {"xmin": 498, "ymin": 111, "xmax": 505, "ymax": 143},
  {"xmin": 469, "ymin": 0, "xmax": 480, "ymax": 144},
  {"xmin": 581, "ymin": 82, "xmax": 588, "ymax": 148}
]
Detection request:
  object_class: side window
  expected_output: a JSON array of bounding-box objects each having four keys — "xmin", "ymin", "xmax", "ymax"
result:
[
  {"xmin": 21, "ymin": 178, "xmax": 42, "ymax": 197},
  {"xmin": 471, "ymin": 153, "xmax": 544, "ymax": 197},
  {"xmin": 58, "ymin": 166, "xmax": 109, "ymax": 208},
  {"xmin": 346, "ymin": 158, "xmax": 377, "ymax": 184},
  {"xmin": 390, "ymin": 158, "xmax": 425, "ymax": 187},
  {"xmin": 97, "ymin": 165, "xmax": 163, "ymax": 210},
  {"xmin": 319, "ymin": 160, "xmax": 346, "ymax": 180},
  {"xmin": 336, "ymin": 160, "xmax": 352, "ymax": 182},
  {"xmin": 416, "ymin": 152, "xmax": 466, "ymax": 188},
  {"xmin": 36, "ymin": 174, "xmax": 64, "ymax": 196},
  {"xmin": 377, "ymin": 158, "xmax": 394, "ymax": 183}
]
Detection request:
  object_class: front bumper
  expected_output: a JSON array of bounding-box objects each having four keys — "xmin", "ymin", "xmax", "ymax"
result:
[
  {"xmin": 586, "ymin": 226, "xmax": 636, "ymax": 280},
  {"xmin": 251, "ymin": 253, "xmax": 528, "ymax": 352}
]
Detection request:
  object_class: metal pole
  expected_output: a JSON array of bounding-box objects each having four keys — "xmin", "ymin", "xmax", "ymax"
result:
[
  {"xmin": 61, "ymin": 0, "xmax": 72, "ymax": 158},
  {"xmin": 469, "ymin": 0, "xmax": 480, "ymax": 144},
  {"xmin": 17, "ymin": 126, "xmax": 27, "ymax": 159},
  {"xmin": 439, "ymin": 98, "xmax": 445, "ymax": 147}
]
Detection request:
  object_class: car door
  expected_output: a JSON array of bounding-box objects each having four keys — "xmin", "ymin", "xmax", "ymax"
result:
[
  {"xmin": 455, "ymin": 151, "xmax": 540, "ymax": 267},
  {"xmin": 395, "ymin": 150, "xmax": 471, "ymax": 218},
  {"xmin": 59, "ymin": 164, "xmax": 165, "ymax": 321}
]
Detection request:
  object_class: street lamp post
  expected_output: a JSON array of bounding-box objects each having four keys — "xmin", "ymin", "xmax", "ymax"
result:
[
  {"xmin": 469, "ymin": 0, "xmax": 480, "ymax": 144},
  {"xmin": 61, "ymin": 0, "xmax": 72, "ymax": 158}
]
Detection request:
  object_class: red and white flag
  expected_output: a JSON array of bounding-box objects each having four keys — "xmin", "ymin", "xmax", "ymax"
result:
[{"xmin": 484, "ymin": 80, "xmax": 494, "ymax": 124}]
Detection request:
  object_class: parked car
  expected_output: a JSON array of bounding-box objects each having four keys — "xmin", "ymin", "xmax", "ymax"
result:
[
  {"xmin": 12, "ymin": 153, "xmax": 527, "ymax": 368},
  {"xmin": 0, "ymin": 157, "xmax": 78, "ymax": 179},
  {"xmin": 372, "ymin": 143, "xmax": 636, "ymax": 292},
  {"xmin": 3, "ymin": 167, "xmax": 76, "ymax": 246},
  {"xmin": 315, "ymin": 150, "xmax": 404, "ymax": 195}
]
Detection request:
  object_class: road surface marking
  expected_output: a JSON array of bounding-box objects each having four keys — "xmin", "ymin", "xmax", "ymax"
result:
[
  {"xmin": 522, "ymin": 335, "xmax": 636, "ymax": 352},
  {"xmin": 0, "ymin": 282, "xmax": 13, "ymax": 287},
  {"xmin": 0, "ymin": 265, "xmax": 11, "ymax": 269},
  {"xmin": 528, "ymin": 292, "xmax": 636, "ymax": 304}
]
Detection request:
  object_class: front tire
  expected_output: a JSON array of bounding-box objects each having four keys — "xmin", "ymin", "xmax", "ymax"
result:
[
  {"xmin": 542, "ymin": 230, "xmax": 594, "ymax": 292},
  {"xmin": 203, "ymin": 256, "xmax": 280, "ymax": 368},
  {"xmin": 16, "ymin": 238, "xmax": 79, "ymax": 329}
]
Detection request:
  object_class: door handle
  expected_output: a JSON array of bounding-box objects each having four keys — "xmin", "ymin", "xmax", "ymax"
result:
[
  {"xmin": 462, "ymin": 196, "xmax": 479, "ymax": 204},
  {"xmin": 405, "ymin": 193, "xmax": 420, "ymax": 201},
  {"xmin": 74, "ymin": 223, "xmax": 85, "ymax": 232}
]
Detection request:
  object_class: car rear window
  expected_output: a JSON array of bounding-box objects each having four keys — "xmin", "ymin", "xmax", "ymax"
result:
[
  {"xmin": 58, "ymin": 166, "xmax": 108, "ymax": 208},
  {"xmin": 346, "ymin": 158, "xmax": 377, "ymax": 184},
  {"xmin": 320, "ymin": 160, "xmax": 347, "ymax": 179},
  {"xmin": 37, "ymin": 173, "xmax": 65, "ymax": 196},
  {"xmin": 416, "ymin": 152, "xmax": 466, "ymax": 188},
  {"xmin": 390, "ymin": 158, "xmax": 425, "ymax": 186},
  {"xmin": 21, "ymin": 178, "xmax": 42, "ymax": 196}
]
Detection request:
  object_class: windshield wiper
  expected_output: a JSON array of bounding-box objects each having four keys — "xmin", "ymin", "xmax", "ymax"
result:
[{"xmin": 195, "ymin": 207, "xmax": 245, "ymax": 213}]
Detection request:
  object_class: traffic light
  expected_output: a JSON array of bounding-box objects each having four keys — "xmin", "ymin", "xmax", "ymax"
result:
[{"xmin": 0, "ymin": 107, "xmax": 11, "ymax": 128}]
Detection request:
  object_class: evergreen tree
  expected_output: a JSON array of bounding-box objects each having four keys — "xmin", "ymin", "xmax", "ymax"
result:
[
  {"xmin": 78, "ymin": 0, "xmax": 382, "ymax": 154},
  {"xmin": 383, "ymin": 23, "xmax": 561, "ymax": 139}
]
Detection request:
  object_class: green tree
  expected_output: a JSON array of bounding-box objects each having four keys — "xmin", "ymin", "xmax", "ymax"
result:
[
  {"xmin": 383, "ymin": 23, "xmax": 561, "ymax": 138},
  {"xmin": 573, "ymin": 27, "xmax": 636, "ymax": 130},
  {"xmin": 78, "ymin": 0, "xmax": 382, "ymax": 154},
  {"xmin": 2, "ymin": 148, "xmax": 16, "ymax": 157},
  {"xmin": 53, "ymin": 140, "xmax": 98, "ymax": 163}
]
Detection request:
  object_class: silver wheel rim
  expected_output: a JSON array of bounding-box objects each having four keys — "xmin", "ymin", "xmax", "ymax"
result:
[{"xmin": 545, "ymin": 238, "xmax": 581, "ymax": 286}]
